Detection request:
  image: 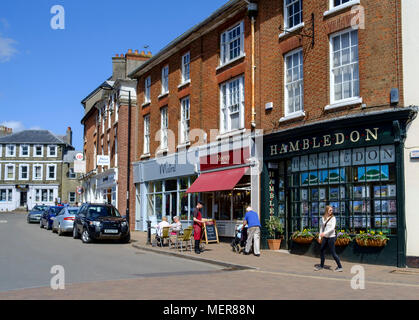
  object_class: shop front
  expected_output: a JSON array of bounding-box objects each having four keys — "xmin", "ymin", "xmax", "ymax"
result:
[
  {"xmin": 95, "ymin": 169, "xmax": 117, "ymax": 207},
  {"xmin": 261, "ymin": 109, "xmax": 417, "ymax": 267},
  {"xmin": 132, "ymin": 148, "xmax": 199, "ymax": 231},
  {"xmin": 187, "ymin": 142, "xmax": 259, "ymax": 238}
]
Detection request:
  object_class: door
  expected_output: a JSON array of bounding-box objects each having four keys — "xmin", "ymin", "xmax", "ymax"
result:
[{"xmin": 20, "ymin": 192, "xmax": 27, "ymax": 207}]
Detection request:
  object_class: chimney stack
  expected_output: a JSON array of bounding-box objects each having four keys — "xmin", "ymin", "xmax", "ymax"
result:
[{"xmin": 66, "ymin": 127, "xmax": 73, "ymax": 146}]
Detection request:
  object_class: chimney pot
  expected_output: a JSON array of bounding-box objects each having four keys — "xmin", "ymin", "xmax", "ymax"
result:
[
  {"xmin": 135, "ymin": 49, "xmax": 139, "ymax": 54},
  {"xmin": 128, "ymin": 49, "xmax": 133, "ymax": 53}
]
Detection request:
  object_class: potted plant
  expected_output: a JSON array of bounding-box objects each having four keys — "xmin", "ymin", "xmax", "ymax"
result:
[
  {"xmin": 355, "ymin": 230, "xmax": 389, "ymax": 247},
  {"xmin": 291, "ymin": 229, "xmax": 315, "ymax": 244},
  {"xmin": 265, "ymin": 216, "xmax": 284, "ymax": 250},
  {"xmin": 335, "ymin": 230, "xmax": 352, "ymax": 246}
]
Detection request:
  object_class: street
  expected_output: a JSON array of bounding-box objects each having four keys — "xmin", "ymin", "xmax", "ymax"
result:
[{"xmin": 1, "ymin": 212, "xmax": 419, "ymax": 301}]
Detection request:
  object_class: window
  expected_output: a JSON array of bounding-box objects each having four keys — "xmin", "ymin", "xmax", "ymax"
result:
[
  {"xmin": 0, "ymin": 145, "xmax": 2, "ymax": 157},
  {"xmin": 144, "ymin": 76, "xmax": 151, "ymax": 103},
  {"xmin": 330, "ymin": 29, "xmax": 359, "ymax": 104},
  {"xmin": 47, "ymin": 145, "xmax": 57, "ymax": 157},
  {"xmin": 161, "ymin": 65, "xmax": 169, "ymax": 95},
  {"xmin": 220, "ymin": 21, "xmax": 244, "ymax": 66},
  {"xmin": 284, "ymin": 49, "xmax": 304, "ymax": 116},
  {"xmin": 160, "ymin": 107, "xmax": 168, "ymax": 150},
  {"xmin": 34, "ymin": 145, "xmax": 43, "ymax": 157},
  {"xmin": 20, "ymin": 145, "xmax": 29, "ymax": 157},
  {"xmin": 220, "ymin": 76, "xmax": 245, "ymax": 133},
  {"xmin": 19, "ymin": 164, "xmax": 29, "ymax": 180},
  {"xmin": 333, "ymin": 0, "xmax": 351, "ymax": 7},
  {"xmin": 114, "ymin": 127, "xmax": 118, "ymax": 166},
  {"xmin": 33, "ymin": 164, "xmax": 43, "ymax": 180},
  {"xmin": 181, "ymin": 52, "xmax": 190, "ymax": 84},
  {"xmin": 47, "ymin": 164, "xmax": 56, "ymax": 180},
  {"xmin": 180, "ymin": 97, "xmax": 190, "ymax": 144},
  {"xmin": 69, "ymin": 192, "xmax": 76, "ymax": 203},
  {"xmin": 68, "ymin": 168, "xmax": 76, "ymax": 179},
  {"xmin": 0, "ymin": 189, "xmax": 13, "ymax": 202},
  {"xmin": 5, "ymin": 164, "xmax": 15, "ymax": 180},
  {"xmin": 284, "ymin": 0, "xmax": 303, "ymax": 29},
  {"xmin": 6, "ymin": 144, "xmax": 16, "ymax": 157},
  {"xmin": 144, "ymin": 115, "xmax": 150, "ymax": 155}
]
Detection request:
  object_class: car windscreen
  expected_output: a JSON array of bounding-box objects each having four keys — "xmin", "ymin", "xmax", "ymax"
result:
[
  {"xmin": 87, "ymin": 206, "xmax": 121, "ymax": 219},
  {"xmin": 50, "ymin": 207, "xmax": 62, "ymax": 214},
  {"xmin": 33, "ymin": 206, "xmax": 48, "ymax": 211},
  {"xmin": 68, "ymin": 208, "xmax": 79, "ymax": 215}
]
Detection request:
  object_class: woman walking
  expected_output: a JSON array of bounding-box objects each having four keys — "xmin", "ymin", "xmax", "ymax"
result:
[{"xmin": 314, "ymin": 205, "xmax": 343, "ymax": 272}]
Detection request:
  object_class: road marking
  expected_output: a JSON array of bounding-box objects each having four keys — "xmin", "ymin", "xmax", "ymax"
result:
[
  {"xmin": 0, "ymin": 220, "xmax": 8, "ymax": 224},
  {"xmin": 248, "ymin": 269, "xmax": 419, "ymax": 289}
]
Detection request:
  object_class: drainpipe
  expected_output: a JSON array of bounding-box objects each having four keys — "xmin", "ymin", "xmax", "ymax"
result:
[{"xmin": 248, "ymin": 2, "xmax": 258, "ymax": 129}]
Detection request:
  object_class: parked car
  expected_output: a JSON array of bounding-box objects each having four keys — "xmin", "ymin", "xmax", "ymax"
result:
[
  {"xmin": 40, "ymin": 206, "xmax": 63, "ymax": 230},
  {"xmin": 52, "ymin": 206, "xmax": 80, "ymax": 236},
  {"xmin": 27, "ymin": 205, "xmax": 49, "ymax": 223},
  {"xmin": 73, "ymin": 203, "xmax": 130, "ymax": 243}
]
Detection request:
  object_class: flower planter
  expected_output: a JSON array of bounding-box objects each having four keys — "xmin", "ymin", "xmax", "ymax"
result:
[
  {"xmin": 335, "ymin": 238, "xmax": 351, "ymax": 246},
  {"xmin": 267, "ymin": 239, "xmax": 282, "ymax": 250},
  {"xmin": 356, "ymin": 238, "xmax": 388, "ymax": 247},
  {"xmin": 292, "ymin": 237, "xmax": 314, "ymax": 245}
]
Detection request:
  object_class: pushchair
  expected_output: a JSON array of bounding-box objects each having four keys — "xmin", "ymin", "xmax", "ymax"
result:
[{"xmin": 231, "ymin": 224, "xmax": 248, "ymax": 253}]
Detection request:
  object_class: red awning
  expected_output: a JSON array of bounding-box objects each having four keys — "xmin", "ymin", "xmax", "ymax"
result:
[{"xmin": 187, "ymin": 167, "xmax": 248, "ymax": 193}]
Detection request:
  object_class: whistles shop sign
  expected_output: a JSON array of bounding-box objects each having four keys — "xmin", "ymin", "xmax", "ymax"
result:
[{"xmin": 266, "ymin": 126, "xmax": 393, "ymax": 159}]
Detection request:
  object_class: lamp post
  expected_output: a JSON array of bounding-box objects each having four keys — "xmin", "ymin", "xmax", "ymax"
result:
[{"xmin": 100, "ymin": 83, "xmax": 132, "ymax": 227}]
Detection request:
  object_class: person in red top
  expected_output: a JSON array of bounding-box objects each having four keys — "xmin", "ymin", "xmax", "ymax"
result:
[{"xmin": 193, "ymin": 201, "xmax": 209, "ymax": 254}]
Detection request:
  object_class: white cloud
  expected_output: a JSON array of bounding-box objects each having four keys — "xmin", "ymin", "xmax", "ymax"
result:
[
  {"xmin": 0, "ymin": 18, "xmax": 10, "ymax": 30},
  {"xmin": 0, "ymin": 121, "xmax": 25, "ymax": 132},
  {"xmin": 0, "ymin": 33, "xmax": 18, "ymax": 63}
]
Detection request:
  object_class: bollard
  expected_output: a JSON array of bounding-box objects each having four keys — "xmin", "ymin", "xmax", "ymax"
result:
[{"xmin": 147, "ymin": 220, "xmax": 151, "ymax": 245}]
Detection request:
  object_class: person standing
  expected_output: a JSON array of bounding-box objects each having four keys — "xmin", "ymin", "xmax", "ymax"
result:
[
  {"xmin": 315, "ymin": 205, "xmax": 343, "ymax": 272},
  {"xmin": 243, "ymin": 206, "xmax": 261, "ymax": 257},
  {"xmin": 192, "ymin": 201, "xmax": 206, "ymax": 254}
]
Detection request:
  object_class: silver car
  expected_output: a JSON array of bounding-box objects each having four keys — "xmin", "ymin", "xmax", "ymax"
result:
[{"xmin": 52, "ymin": 206, "xmax": 80, "ymax": 236}]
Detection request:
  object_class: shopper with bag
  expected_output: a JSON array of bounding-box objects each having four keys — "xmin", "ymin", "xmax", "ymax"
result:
[{"xmin": 314, "ymin": 205, "xmax": 343, "ymax": 272}]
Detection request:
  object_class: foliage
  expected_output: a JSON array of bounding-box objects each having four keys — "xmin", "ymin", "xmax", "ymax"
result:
[
  {"xmin": 355, "ymin": 230, "xmax": 389, "ymax": 243},
  {"xmin": 265, "ymin": 216, "xmax": 284, "ymax": 239},
  {"xmin": 291, "ymin": 228, "xmax": 315, "ymax": 239}
]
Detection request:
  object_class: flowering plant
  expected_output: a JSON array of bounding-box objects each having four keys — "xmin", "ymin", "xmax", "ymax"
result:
[
  {"xmin": 336, "ymin": 229, "xmax": 352, "ymax": 240},
  {"xmin": 291, "ymin": 229, "xmax": 315, "ymax": 239},
  {"xmin": 355, "ymin": 230, "xmax": 389, "ymax": 246}
]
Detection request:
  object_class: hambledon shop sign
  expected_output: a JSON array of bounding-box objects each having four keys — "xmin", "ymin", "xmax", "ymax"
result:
[{"xmin": 267, "ymin": 127, "xmax": 391, "ymax": 158}]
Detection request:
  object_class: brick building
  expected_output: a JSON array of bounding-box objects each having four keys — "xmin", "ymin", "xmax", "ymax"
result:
[
  {"xmin": 126, "ymin": 0, "xmax": 418, "ymax": 267},
  {"xmin": 80, "ymin": 50, "xmax": 151, "ymax": 223}
]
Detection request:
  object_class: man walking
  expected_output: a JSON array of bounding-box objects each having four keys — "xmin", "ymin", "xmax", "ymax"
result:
[{"xmin": 243, "ymin": 206, "xmax": 261, "ymax": 257}]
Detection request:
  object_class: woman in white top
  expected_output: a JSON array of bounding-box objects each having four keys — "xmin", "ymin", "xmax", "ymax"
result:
[{"xmin": 315, "ymin": 205, "xmax": 343, "ymax": 272}]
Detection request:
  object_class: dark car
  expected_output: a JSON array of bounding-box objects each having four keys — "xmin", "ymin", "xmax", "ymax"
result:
[
  {"xmin": 27, "ymin": 205, "xmax": 49, "ymax": 223},
  {"xmin": 73, "ymin": 203, "xmax": 130, "ymax": 244},
  {"xmin": 40, "ymin": 206, "xmax": 63, "ymax": 230}
]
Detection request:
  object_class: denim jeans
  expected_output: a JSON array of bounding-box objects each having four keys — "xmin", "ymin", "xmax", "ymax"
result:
[{"xmin": 320, "ymin": 237, "xmax": 342, "ymax": 268}]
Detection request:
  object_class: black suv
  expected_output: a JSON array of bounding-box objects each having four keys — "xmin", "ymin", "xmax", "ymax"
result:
[{"xmin": 73, "ymin": 203, "xmax": 130, "ymax": 243}]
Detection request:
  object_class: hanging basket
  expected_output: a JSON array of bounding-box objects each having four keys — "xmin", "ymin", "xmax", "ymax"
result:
[
  {"xmin": 335, "ymin": 238, "xmax": 351, "ymax": 246},
  {"xmin": 356, "ymin": 238, "xmax": 388, "ymax": 247},
  {"xmin": 292, "ymin": 236, "xmax": 314, "ymax": 245}
]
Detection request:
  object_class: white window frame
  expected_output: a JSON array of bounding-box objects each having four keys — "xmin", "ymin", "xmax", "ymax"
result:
[
  {"xmin": 219, "ymin": 76, "xmax": 245, "ymax": 134},
  {"xmin": 0, "ymin": 164, "xmax": 2, "ymax": 180},
  {"xmin": 160, "ymin": 107, "xmax": 168, "ymax": 151},
  {"xmin": 284, "ymin": 0, "xmax": 303, "ymax": 30},
  {"xmin": 0, "ymin": 145, "xmax": 2, "ymax": 157},
  {"xmin": 5, "ymin": 164, "xmax": 15, "ymax": 181},
  {"xmin": 69, "ymin": 192, "xmax": 76, "ymax": 203},
  {"xmin": 282, "ymin": 48, "xmax": 304, "ymax": 120},
  {"xmin": 33, "ymin": 164, "xmax": 43, "ymax": 181},
  {"xmin": 34, "ymin": 145, "xmax": 43, "ymax": 157},
  {"xmin": 143, "ymin": 115, "xmax": 150, "ymax": 155},
  {"xmin": 144, "ymin": 76, "xmax": 151, "ymax": 104},
  {"xmin": 220, "ymin": 21, "xmax": 245, "ymax": 67},
  {"xmin": 161, "ymin": 65, "xmax": 169, "ymax": 95},
  {"xmin": 114, "ymin": 127, "xmax": 118, "ymax": 166},
  {"xmin": 46, "ymin": 164, "xmax": 57, "ymax": 181},
  {"xmin": 47, "ymin": 145, "xmax": 57, "ymax": 157},
  {"xmin": 324, "ymin": 0, "xmax": 360, "ymax": 17},
  {"xmin": 20, "ymin": 144, "xmax": 30, "ymax": 157},
  {"xmin": 180, "ymin": 96, "xmax": 190, "ymax": 144},
  {"xmin": 181, "ymin": 52, "xmax": 190, "ymax": 85},
  {"xmin": 19, "ymin": 164, "xmax": 29, "ymax": 181},
  {"xmin": 327, "ymin": 28, "xmax": 361, "ymax": 110},
  {"xmin": 5, "ymin": 144, "xmax": 16, "ymax": 157}
]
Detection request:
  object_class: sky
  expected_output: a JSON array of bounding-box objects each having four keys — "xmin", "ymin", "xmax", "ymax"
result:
[{"xmin": 0, "ymin": 0, "xmax": 228, "ymax": 150}]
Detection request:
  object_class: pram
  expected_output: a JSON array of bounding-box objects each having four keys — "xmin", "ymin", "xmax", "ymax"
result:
[{"xmin": 231, "ymin": 224, "xmax": 248, "ymax": 253}]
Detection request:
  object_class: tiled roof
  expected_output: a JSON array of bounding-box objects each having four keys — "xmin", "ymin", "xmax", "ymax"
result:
[{"xmin": 0, "ymin": 130, "xmax": 68, "ymax": 145}]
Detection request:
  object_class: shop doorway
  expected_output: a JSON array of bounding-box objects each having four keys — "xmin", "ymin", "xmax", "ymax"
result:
[{"xmin": 20, "ymin": 191, "xmax": 27, "ymax": 207}]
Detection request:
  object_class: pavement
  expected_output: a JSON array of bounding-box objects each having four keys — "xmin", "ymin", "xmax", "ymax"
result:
[{"xmin": 2, "ymin": 211, "xmax": 419, "ymax": 300}]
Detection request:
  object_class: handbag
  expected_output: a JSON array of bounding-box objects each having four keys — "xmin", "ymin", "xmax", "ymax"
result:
[{"xmin": 317, "ymin": 217, "xmax": 332, "ymax": 244}]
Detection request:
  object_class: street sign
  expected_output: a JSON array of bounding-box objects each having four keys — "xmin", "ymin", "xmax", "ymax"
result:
[
  {"xmin": 76, "ymin": 186, "xmax": 84, "ymax": 195},
  {"xmin": 74, "ymin": 160, "xmax": 86, "ymax": 173},
  {"xmin": 97, "ymin": 155, "xmax": 110, "ymax": 166},
  {"xmin": 75, "ymin": 153, "xmax": 84, "ymax": 161}
]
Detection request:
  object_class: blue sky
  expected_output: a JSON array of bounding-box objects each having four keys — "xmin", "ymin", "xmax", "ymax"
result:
[{"xmin": 0, "ymin": 0, "xmax": 228, "ymax": 150}]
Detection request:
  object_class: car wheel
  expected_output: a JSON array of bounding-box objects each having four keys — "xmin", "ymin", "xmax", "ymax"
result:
[
  {"xmin": 120, "ymin": 234, "xmax": 131, "ymax": 244},
  {"xmin": 81, "ymin": 229, "xmax": 92, "ymax": 244},
  {"xmin": 58, "ymin": 224, "xmax": 63, "ymax": 236},
  {"xmin": 40, "ymin": 221, "xmax": 43, "ymax": 228},
  {"xmin": 73, "ymin": 226, "xmax": 80, "ymax": 239}
]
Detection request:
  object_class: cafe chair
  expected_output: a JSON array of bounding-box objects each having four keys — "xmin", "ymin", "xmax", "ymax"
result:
[
  {"xmin": 157, "ymin": 227, "xmax": 170, "ymax": 247},
  {"xmin": 177, "ymin": 226, "xmax": 193, "ymax": 252}
]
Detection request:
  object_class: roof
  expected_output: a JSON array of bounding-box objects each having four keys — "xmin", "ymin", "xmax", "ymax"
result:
[
  {"xmin": 0, "ymin": 130, "xmax": 68, "ymax": 145},
  {"xmin": 63, "ymin": 150, "xmax": 83, "ymax": 163}
]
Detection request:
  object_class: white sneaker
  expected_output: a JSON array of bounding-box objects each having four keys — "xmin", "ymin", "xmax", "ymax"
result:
[{"xmin": 334, "ymin": 267, "xmax": 343, "ymax": 272}]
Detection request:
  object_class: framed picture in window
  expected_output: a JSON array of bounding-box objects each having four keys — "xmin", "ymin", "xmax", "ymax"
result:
[
  {"xmin": 329, "ymin": 187, "xmax": 339, "ymax": 200},
  {"xmin": 301, "ymin": 189, "xmax": 308, "ymax": 201},
  {"xmin": 319, "ymin": 188, "xmax": 326, "ymax": 200}
]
